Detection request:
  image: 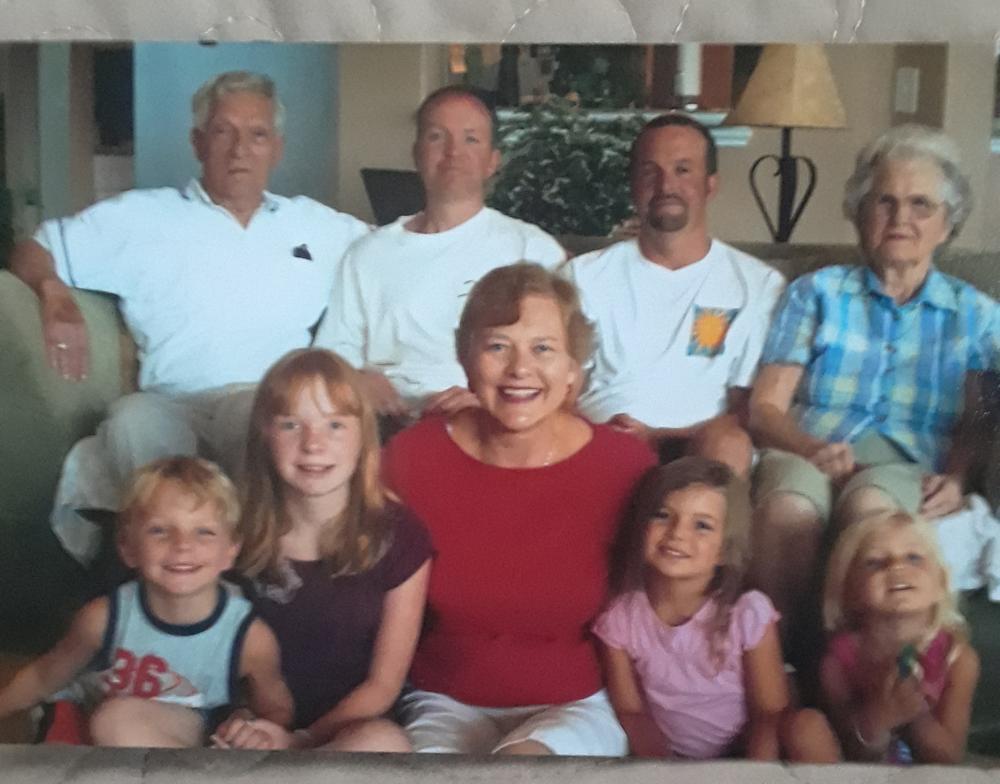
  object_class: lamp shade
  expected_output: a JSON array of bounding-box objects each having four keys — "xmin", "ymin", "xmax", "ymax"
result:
[{"xmin": 724, "ymin": 45, "xmax": 846, "ymax": 129}]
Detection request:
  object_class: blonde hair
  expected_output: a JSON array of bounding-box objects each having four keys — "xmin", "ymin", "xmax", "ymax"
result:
[
  {"xmin": 237, "ymin": 349, "xmax": 389, "ymax": 582},
  {"xmin": 119, "ymin": 456, "xmax": 240, "ymax": 537},
  {"xmin": 823, "ymin": 510, "xmax": 965, "ymax": 635},
  {"xmin": 610, "ymin": 457, "xmax": 753, "ymax": 666}
]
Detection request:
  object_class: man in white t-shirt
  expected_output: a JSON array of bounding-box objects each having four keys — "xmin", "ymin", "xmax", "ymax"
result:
[
  {"xmin": 9, "ymin": 71, "xmax": 368, "ymax": 562},
  {"xmin": 314, "ymin": 86, "xmax": 565, "ymax": 426},
  {"xmin": 567, "ymin": 114, "xmax": 785, "ymax": 475}
]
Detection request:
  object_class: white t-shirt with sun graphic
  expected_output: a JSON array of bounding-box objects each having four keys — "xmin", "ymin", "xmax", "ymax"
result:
[{"xmin": 567, "ymin": 239, "xmax": 785, "ymax": 429}]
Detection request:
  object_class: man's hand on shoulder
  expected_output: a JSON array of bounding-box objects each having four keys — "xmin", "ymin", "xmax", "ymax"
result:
[
  {"xmin": 359, "ymin": 369, "xmax": 409, "ymax": 417},
  {"xmin": 607, "ymin": 413, "xmax": 656, "ymax": 446},
  {"xmin": 422, "ymin": 386, "xmax": 481, "ymax": 417}
]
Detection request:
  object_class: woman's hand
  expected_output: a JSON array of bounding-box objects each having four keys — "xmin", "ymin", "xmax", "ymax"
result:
[
  {"xmin": 808, "ymin": 442, "xmax": 856, "ymax": 480},
  {"xmin": 211, "ymin": 713, "xmax": 292, "ymax": 750},
  {"xmin": 920, "ymin": 474, "xmax": 964, "ymax": 519}
]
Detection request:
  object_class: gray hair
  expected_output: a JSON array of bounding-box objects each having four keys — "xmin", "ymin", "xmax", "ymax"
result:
[
  {"xmin": 842, "ymin": 124, "xmax": 972, "ymax": 240},
  {"xmin": 191, "ymin": 71, "xmax": 286, "ymax": 135}
]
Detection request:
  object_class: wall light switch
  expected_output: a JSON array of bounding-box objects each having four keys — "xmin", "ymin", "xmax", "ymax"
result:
[{"xmin": 894, "ymin": 67, "xmax": 920, "ymax": 114}]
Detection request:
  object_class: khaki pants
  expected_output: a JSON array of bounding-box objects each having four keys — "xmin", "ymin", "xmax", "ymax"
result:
[
  {"xmin": 753, "ymin": 432, "xmax": 924, "ymax": 522},
  {"xmin": 98, "ymin": 385, "xmax": 258, "ymax": 498}
]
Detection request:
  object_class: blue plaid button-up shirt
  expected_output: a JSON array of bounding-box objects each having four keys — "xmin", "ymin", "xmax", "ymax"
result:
[{"xmin": 761, "ymin": 265, "xmax": 998, "ymax": 471}]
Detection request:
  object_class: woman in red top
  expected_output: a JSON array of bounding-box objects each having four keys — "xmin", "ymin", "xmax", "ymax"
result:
[{"xmin": 384, "ymin": 262, "xmax": 656, "ymax": 756}]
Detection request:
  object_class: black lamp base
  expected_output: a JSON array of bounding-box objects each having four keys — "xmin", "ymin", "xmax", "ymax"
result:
[{"xmin": 748, "ymin": 127, "xmax": 817, "ymax": 243}]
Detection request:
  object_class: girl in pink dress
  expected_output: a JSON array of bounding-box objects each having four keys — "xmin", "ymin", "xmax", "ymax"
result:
[
  {"xmin": 784, "ymin": 511, "xmax": 979, "ymax": 764},
  {"xmin": 593, "ymin": 457, "xmax": 789, "ymax": 759}
]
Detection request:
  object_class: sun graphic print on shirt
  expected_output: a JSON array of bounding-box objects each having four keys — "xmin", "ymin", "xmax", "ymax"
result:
[{"xmin": 688, "ymin": 306, "xmax": 739, "ymax": 357}]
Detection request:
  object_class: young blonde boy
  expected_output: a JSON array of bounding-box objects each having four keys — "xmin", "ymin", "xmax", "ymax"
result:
[{"xmin": 0, "ymin": 456, "xmax": 292, "ymax": 747}]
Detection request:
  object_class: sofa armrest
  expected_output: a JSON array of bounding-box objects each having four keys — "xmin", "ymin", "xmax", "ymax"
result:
[
  {"xmin": 0, "ymin": 271, "xmax": 128, "ymax": 519},
  {"xmin": 981, "ymin": 371, "xmax": 1000, "ymax": 510}
]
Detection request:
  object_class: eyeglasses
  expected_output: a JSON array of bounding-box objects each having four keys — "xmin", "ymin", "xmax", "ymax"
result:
[{"xmin": 868, "ymin": 193, "xmax": 942, "ymax": 221}]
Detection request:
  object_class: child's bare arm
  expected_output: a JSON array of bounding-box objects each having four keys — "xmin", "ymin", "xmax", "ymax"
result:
[
  {"xmin": 742, "ymin": 622, "xmax": 790, "ymax": 760},
  {"xmin": 904, "ymin": 644, "xmax": 980, "ymax": 763},
  {"xmin": 0, "ymin": 598, "xmax": 108, "ymax": 718},
  {"xmin": 239, "ymin": 619, "xmax": 293, "ymax": 728},
  {"xmin": 598, "ymin": 642, "xmax": 668, "ymax": 758}
]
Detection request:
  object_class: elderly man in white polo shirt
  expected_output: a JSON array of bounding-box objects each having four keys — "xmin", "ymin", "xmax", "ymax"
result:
[
  {"xmin": 314, "ymin": 86, "xmax": 565, "ymax": 428},
  {"xmin": 10, "ymin": 71, "xmax": 368, "ymax": 561},
  {"xmin": 567, "ymin": 114, "xmax": 785, "ymax": 476}
]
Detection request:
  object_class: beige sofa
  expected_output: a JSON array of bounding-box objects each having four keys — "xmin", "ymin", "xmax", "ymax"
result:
[
  {"xmin": 0, "ymin": 743, "xmax": 998, "ymax": 783},
  {"xmin": 0, "ymin": 240, "xmax": 997, "ymax": 755}
]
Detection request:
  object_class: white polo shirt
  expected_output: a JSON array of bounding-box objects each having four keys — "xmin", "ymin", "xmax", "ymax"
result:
[
  {"xmin": 36, "ymin": 180, "xmax": 369, "ymax": 394},
  {"xmin": 314, "ymin": 206, "xmax": 565, "ymax": 405},
  {"xmin": 568, "ymin": 239, "xmax": 785, "ymax": 429}
]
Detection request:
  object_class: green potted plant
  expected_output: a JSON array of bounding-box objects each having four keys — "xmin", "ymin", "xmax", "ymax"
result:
[{"xmin": 488, "ymin": 98, "xmax": 645, "ymax": 242}]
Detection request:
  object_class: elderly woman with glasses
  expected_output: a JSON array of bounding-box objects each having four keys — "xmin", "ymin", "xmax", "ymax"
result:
[{"xmin": 748, "ymin": 125, "xmax": 999, "ymax": 636}]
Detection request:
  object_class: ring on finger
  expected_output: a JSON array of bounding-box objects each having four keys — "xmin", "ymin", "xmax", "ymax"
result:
[{"xmin": 55, "ymin": 342, "xmax": 69, "ymax": 350}]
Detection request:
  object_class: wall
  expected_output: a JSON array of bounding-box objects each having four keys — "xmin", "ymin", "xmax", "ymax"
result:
[
  {"xmin": 36, "ymin": 44, "xmax": 72, "ymax": 221},
  {"xmin": 334, "ymin": 44, "xmax": 899, "ymax": 243},
  {"xmin": 942, "ymin": 44, "xmax": 996, "ymax": 250},
  {"xmin": 694, "ymin": 43, "xmax": 997, "ymax": 250},
  {"xmin": 10, "ymin": 43, "xmax": 998, "ymax": 243},
  {"xmin": 133, "ymin": 42, "xmax": 339, "ymax": 205},
  {"xmin": 336, "ymin": 44, "xmax": 448, "ymax": 221},
  {"xmin": 892, "ymin": 44, "xmax": 946, "ymax": 128},
  {"xmin": 334, "ymin": 44, "xmax": 1000, "ymax": 250},
  {"xmin": 709, "ymin": 44, "xmax": 895, "ymax": 246},
  {"xmin": 37, "ymin": 44, "xmax": 96, "ymax": 220},
  {"xmin": 0, "ymin": 43, "xmax": 96, "ymax": 231},
  {"xmin": 68, "ymin": 45, "xmax": 96, "ymax": 216},
  {"xmin": 1, "ymin": 45, "xmax": 41, "ymax": 237}
]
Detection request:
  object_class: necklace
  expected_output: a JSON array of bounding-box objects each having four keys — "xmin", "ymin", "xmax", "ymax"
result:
[{"xmin": 540, "ymin": 443, "xmax": 557, "ymax": 467}]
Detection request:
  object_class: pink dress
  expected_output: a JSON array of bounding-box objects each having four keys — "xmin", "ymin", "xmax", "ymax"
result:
[{"xmin": 592, "ymin": 589, "xmax": 779, "ymax": 759}]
